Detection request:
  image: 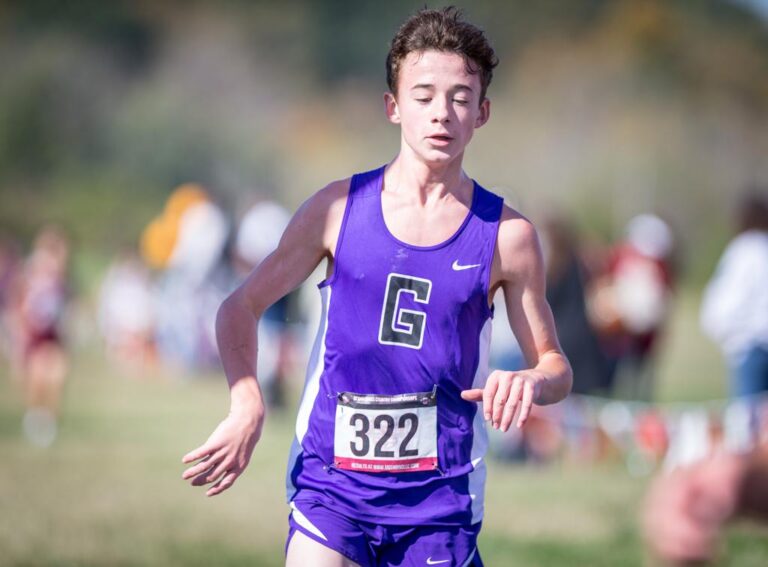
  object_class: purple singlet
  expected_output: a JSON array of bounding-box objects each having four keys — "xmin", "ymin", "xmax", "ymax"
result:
[{"xmin": 286, "ymin": 165, "xmax": 504, "ymax": 526}]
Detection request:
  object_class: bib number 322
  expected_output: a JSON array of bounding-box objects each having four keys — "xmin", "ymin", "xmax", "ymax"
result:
[{"xmin": 333, "ymin": 388, "xmax": 438, "ymax": 473}]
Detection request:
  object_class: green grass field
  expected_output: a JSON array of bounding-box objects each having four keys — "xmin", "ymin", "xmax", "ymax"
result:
[{"xmin": 1, "ymin": 291, "xmax": 767, "ymax": 566}]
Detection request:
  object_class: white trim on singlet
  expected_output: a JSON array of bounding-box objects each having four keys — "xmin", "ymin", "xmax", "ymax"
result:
[
  {"xmin": 468, "ymin": 317, "xmax": 492, "ymax": 524},
  {"xmin": 297, "ymin": 285, "xmax": 332, "ymax": 442},
  {"xmin": 290, "ymin": 501, "xmax": 328, "ymax": 541},
  {"xmin": 286, "ymin": 285, "xmax": 332, "ymax": 501},
  {"xmin": 460, "ymin": 548, "xmax": 477, "ymax": 567}
]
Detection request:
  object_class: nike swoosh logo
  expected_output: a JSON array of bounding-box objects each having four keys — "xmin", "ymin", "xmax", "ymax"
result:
[
  {"xmin": 426, "ymin": 558, "xmax": 451, "ymax": 565},
  {"xmin": 452, "ymin": 260, "xmax": 481, "ymax": 271}
]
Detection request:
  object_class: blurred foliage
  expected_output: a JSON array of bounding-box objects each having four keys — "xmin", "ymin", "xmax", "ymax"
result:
[{"xmin": 0, "ymin": 0, "xmax": 767, "ymax": 285}]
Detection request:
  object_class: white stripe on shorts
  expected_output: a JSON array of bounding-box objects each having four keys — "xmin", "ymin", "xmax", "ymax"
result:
[{"xmin": 289, "ymin": 501, "xmax": 328, "ymax": 542}]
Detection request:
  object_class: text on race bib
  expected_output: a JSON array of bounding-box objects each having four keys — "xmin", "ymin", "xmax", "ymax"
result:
[{"xmin": 333, "ymin": 388, "xmax": 438, "ymax": 473}]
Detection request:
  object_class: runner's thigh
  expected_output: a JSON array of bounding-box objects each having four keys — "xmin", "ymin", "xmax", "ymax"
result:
[{"xmin": 286, "ymin": 530, "xmax": 361, "ymax": 567}]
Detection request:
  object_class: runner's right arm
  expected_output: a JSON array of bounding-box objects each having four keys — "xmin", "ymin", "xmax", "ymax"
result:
[{"xmin": 181, "ymin": 179, "xmax": 349, "ymax": 496}]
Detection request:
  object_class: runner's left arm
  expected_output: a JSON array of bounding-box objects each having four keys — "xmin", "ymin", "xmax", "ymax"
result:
[{"xmin": 461, "ymin": 208, "xmax": 572, "ymax": 431}]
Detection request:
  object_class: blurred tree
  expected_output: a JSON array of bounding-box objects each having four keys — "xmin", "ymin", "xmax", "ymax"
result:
[
  {"xmin": 6, "ymin": 0, "xmax": 158, "ymax": 70},
  {"xmin": 0, "ymin": 0, "xmax": 766, "ymax": 287}
]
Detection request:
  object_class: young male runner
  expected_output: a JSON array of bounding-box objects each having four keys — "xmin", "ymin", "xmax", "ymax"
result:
[{"xmin": 182, "ymin": 8, "xmax": 572, "ymax": 566}]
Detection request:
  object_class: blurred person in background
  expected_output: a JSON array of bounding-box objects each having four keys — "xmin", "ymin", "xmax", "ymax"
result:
[
  {"xmin": 541, "ymin": 214, "xmax": 611, "ymax": 395},
  {"xmin": 700, "ymin": 192, "xmax": 768, "ymax": 399},
  {"xmin": 141, "ymin": 184, "xmax": 232, "ymax": 372},
  {"xmin": 588, "ymin": 214, "xmax": 676, "ymax": 401},
  {"xmin": 233, "ymin": 200, "xmax": 299, "ymax": 408},
  {"xmin": 643, "ymin": 445, "xmax": 768, "ymax": 564},
  {"xmin": 8, "ymin": 226, "xmax": 71, "ymax": 447},
  {"xmin": 0, "ymin": 235, "xmax": 22, "ymax": 370},
  {"xmin": 98, "ymin": 248, "xmax": 156, "ymax": 372}
]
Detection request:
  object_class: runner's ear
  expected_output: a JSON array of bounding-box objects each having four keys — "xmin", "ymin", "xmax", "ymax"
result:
[
  {"xmin": 384, "ymin": 92, "xmax": 401, "ymax": 125},
  {"xmin": 475, "ymin": 98, "xmax": 490, "ymax": 128}
]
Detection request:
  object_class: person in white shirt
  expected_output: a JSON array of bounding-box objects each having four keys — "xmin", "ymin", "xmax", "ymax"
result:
[{"xmin": 700, "ymin": 192, "xmax": 768, "ymax": 397}]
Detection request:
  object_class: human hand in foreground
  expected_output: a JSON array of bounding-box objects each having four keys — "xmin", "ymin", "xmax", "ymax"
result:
[
  {"xmin": 181, "ymin": 408, "xmax": 264, "ymax": 497},
  {"xmin": 642, "ymin": 453, "xmax": 746, "ymax": 565},
  {"xmin": 460, "ymin": 369, "xmax": 546, "ymax": 431}
]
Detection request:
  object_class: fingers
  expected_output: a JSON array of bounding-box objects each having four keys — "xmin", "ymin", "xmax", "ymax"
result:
[
  {"xmin": 491, "ymin": 374, "xmax": 507, "ymax": 427},
  {"xmin": 460, "ymin": 388, "xmax": 483, "ymax": 402},
  {"xmin": 498, "ymin": 379, "xmax": 522, "ymax": 431},
  {"xmin": 482, "ymin": 372, "xmax": 499, "ymax": 422},
  {"xmin": 467, "ymin": 371, "xmax": 540, "ymax": 432},
  {"xmin": 186, "ymin": 454, "xmax": 240, "ymax": 496},
  {"xmin": 200, "ymin": 454, "xmax": 234, "ymax": 486},
  {"xmin": 182, "ymin": 444, "xmax": 214, "ymax": 464},
  {"xmin": 182, "ymin": 447, "xmax": 240, "ymax": 497},
  {"xmin": 206, "ymin": 471, "xmax": 239, "ymax": 497},
  {"xmin": 516, "ymin": 381, "xmax": 535, "ymax": 429},
  {"xmin": 181, "ymin": 455, "xmax": 219, "ymax": 485},
  {"xmin": 181, "ymin": 455, "xmax": 213, "ymax": 481},
  {"xmin": 181, "ymin": 412, "xmax": 264, "ymax": 497},
  {"xmin": 182, "ymin": 447, "xmax": 225, "ymax": 482},
  {"xmin": 185, "ymin": 449, "xmax": 235, "ymax": 489}
]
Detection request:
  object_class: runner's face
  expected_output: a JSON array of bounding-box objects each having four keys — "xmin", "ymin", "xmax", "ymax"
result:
[{"xmin": 386, "ymin": 50, "xmax": 490, "ymax": 166}]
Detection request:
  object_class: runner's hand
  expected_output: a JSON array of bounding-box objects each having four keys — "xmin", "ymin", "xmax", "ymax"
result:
[
  {"xmin": 181, "ymin": 408, "xmax": 264, "ymax": 497},
  {"xmin": 460, "ymin": 369, "xmax": 545, "ymax": 431}
]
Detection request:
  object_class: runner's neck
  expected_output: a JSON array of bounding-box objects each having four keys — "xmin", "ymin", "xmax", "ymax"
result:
[{"xmin": 385, "ymin": 152, "xmax": 471, "ymax": 208}]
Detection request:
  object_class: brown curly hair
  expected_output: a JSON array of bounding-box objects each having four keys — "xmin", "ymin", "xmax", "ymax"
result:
[{"xmin": 386, "ymin": 6, "xmax": 499, "ymax": 103}]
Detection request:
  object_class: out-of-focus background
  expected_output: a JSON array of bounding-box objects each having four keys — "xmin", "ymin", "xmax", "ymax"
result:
[{"xmin": 2, "ymin": 0, "xmax": 768, "ymax": 565}]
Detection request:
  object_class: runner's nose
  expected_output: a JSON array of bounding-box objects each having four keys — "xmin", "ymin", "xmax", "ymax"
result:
[{"xmin": 431, "ymin": 96, "xmax": 451, "ymax": 123}]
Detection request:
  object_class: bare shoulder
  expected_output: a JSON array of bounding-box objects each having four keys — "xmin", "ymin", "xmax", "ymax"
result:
[
  {"xmin": 497, "ymin": 204, "xmax": 542, "ymax": 265},
  {"xmin": 313, "ymin": 177, "xmax": 351, "ymax": 211},
  {"xmin": 488, "ymin": 204, "xmax": 545, "ymax": 293},
  {"xmin": 296, "ymin": 177, "xmax": 350, "ymax": 224},
  {"xmin": 290, "ymin": 177, "xmax": 351, "ymax": 255},
  {"xmin": 318, "ymin": 177, "xmax": 351, "ymax": 253}
]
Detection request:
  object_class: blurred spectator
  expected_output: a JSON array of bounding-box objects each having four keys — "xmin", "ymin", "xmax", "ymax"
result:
[
  {"xmin": 643, "ymin": 446, "xmax": 768, "ymax": 564},
  {"xmin": 10, "ymin": 227, "xmax": 71, "ymax": 447},
  {"xmin": 588, "ymin": 214, "xmax": 676, "ymax": 401},
  {"xmin": 234, "ymin": 200, "xmax": 298, "ymax": 408},
  {"xmin": 98, "ymin": 249, "xmax": 156, "ymax": 372},
  {"xmin": 135, "ymin": 184, "xmax": 305, "ymax": 391},
  {"xmin": 700, "ymin": 192, "xmax": 768, "ymax": 398},
  {"xmin": 0, "ymin": 236, "xmax": 22, "ymax": 369},
  {"xmin": 140, "ymin": 184, "xmax": 232, "ymax": 372},
  {"xmin": 541, "ymin": 215, "xmax": 611, "ymax": 395}
]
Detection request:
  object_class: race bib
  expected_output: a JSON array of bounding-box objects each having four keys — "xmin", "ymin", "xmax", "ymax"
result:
[{"xmin": 333, "ymin": 388, "xmax": 438, "ymax": 473}]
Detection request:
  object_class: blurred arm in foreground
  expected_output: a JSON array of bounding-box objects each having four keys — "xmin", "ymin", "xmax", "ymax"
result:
[{"xmin": 643, "ymin": 446, "xmax": 768, "ymax": 564}]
